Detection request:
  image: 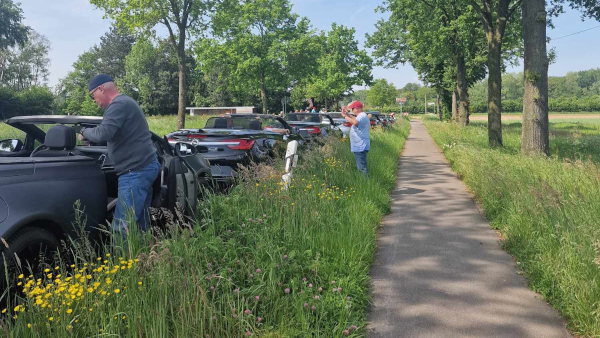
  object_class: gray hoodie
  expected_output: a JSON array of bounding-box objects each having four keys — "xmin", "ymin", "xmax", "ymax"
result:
[{"xmin": 83, "ymin": 94, "xmax": 156, "ymax": 174}]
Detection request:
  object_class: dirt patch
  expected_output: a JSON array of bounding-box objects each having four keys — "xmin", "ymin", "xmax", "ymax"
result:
[{"xmin": 470, "ymin": 114, "xmax": 600, "ymax": 121}]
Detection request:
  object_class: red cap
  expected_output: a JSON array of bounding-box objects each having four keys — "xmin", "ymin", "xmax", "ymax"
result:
[{"xmin": 347, "ymin": 101, "xmax": 363, "ymax": 109}]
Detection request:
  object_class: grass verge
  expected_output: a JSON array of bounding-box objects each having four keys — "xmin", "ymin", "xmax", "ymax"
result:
[
  {"xmin": 1, "ymin": 121, "xmax": 410, "ymax": 337},
  {"xmin": 423, "ymin": 117, "xmax": 600, "ymax": 336}
]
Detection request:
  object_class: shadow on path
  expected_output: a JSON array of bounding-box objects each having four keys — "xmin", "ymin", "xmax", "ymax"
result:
[{"xmin": 367, "ymin": 121, "xmax": 570, "ymax": 338}]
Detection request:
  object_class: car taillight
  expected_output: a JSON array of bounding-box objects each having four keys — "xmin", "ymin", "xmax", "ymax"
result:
[
  {"xmin": 370, "ymin": 120, "xmax": 375, "ymax": 126},
  {"xmin": 187, "ymin": 135, "xmax": 207, "ymax": 139},
  {"xmin": 223, "ymin": 139, "xmax": 255, "ymax": 150},
  {"xmin": 306, "ymin": 127, "xmax": 321, "ymax": 134},
  {"xmin": 343, "ymin": 122, "xmax": 351, "ymax": 127}
]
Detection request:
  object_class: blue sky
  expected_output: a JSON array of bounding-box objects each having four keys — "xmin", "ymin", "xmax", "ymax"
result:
[{"xmin": 20, "ymin": 0, "xmax": 600, "ymax": 89}]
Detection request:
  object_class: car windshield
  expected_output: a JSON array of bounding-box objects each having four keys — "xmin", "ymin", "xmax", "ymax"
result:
[
  {"xmin": 328, "ymin": 113, "xmax": 343, "ymax": 119},
  {"xmin": 285, "ymin": 114, "xmax": 321, "ymax": 123}
]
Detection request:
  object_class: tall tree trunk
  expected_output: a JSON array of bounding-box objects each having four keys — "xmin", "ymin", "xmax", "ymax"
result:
[
  {"xmin": 452, "ymin": 91, "xmax": 458, "ymax": 122},
  {"xmin": 457, "ymin": 55, "xmax": 470, "ymax": 126},
  {"xmin": 260, "ymin": 69, "xmax": 268, "ymax": 114},
  {"xmin": 176, "ymin": 26, "xmax": 187, "ymax": 130},
  {"xmin": 487, "ymin": 38, "xmax": 503, "ymax": 146},
  {"xmin": 521, "ymin": 0, "xmax": 549, "ymax": 156}
]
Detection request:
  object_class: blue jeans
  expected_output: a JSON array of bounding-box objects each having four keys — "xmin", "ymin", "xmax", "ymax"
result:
[
  {"xmin": 112, "ymin": 158, "xmax": 160, "ymax": 235},
  {"xmin": 353, "ymin": 150, "xmax": 369, "ymax": 176}
]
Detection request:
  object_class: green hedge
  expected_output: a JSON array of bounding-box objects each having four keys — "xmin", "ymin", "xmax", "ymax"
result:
[{"xmin": 0, "ymin": 86, "xmax": 55, "ymax": 119}]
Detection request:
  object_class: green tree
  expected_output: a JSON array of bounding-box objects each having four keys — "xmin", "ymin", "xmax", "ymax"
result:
[
  {"xmin": 304, "ymin": 24, "xmax": 373, "ymax": 110},
  {"xmin": 366, "ymin": 79, "xmax": 397, "ymax": 108},
  {"xmin": 90, "ymin": 0, "xmax": 216, "ymax": 129},
  {"xmin": 469, "ymin": 0, "xmax": 522, "ymax": 147},
  {"xmin": 57, "ymin": 27, "xmax": 135, "ymax": 116},
  {"xmin": 0, "ymin": 0, "xmax": 29, "ymax": 50},
  {"xmin": 1, "ymin": 30, "xmax": 51, "ymax": 90},
  {"xmin": 203, "ymin": 0, "xmax": 311, "ymax": 114},
  {"xmin": 367, "ymin": 0, "xmax": 487, "ymax": 126},
  {"xmin": 125, "ymin": 38, "xmax": 188, "ymax": 116}
]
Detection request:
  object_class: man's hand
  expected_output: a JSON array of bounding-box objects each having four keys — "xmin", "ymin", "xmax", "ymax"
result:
[
  {"xmin": 78, "ymin": 134, "xmax": 86, "ymax": 142},
  {"xmin": 341, "ymin": 105, "xmax": 348, "ymax": 117}
]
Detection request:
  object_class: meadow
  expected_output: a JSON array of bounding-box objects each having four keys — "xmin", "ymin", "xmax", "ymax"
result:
[
  {"xmin": 1, "ymin": 118, "xmax": 410, "ymax": 337},
  {"xmin": 423, "ymin": 116, "xmax": 600, "ymax": 336}
]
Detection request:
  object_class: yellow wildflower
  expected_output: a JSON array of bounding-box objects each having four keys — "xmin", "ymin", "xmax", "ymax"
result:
[{"xmin": 67, "ymin": 309, "xmax": 73, "ymax": 314}]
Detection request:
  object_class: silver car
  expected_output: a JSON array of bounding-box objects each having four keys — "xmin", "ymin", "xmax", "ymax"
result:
[{"xmin": 325, "ymin": 113, "xmax": 354, "ymax": 138}]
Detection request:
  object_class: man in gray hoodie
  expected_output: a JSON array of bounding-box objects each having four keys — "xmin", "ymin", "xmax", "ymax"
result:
[{"xmin": 79, "ymin": 74, "xmax": 159, "ymax": 235}]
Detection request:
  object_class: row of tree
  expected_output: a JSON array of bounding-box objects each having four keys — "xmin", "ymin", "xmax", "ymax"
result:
[
  {"xmin": 366, "ymin": 0, "xmax": 600, "ymax": 156},
  {"xmin": 1, "ymin": 0, "xmax": 373, "ymax": 127}
]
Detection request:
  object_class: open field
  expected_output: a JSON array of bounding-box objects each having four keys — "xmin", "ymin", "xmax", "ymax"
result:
[
  {"xmin": 1, "ymin": 120, "xmax": 410, "ymax": 337},
  {"xmin": 470, "ymin": 113, "xmax": 600, "ymax": 122},
  {"xmin": 423, "ymin": 117, "xmax": 600, "ymax": 336}
]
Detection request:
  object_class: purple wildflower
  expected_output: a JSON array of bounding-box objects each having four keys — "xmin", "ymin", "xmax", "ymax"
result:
[
  {"xmin": 318, "ymin": 287, "xmax": 323, "ymax": 292},
  {"xmin": 346, "ymin": 296, "xmax": 351, "ymax": 301},
  {"xmin": 234, "ymin": 288, "xmax": 239, "ymax": 293},
  {"xmin": 257, "ymin": 317, "xmax": 263, "ymax": 323},
  {"xmin": 314, "ymin": 295, "xmax": 320, "ymax": 300},
  {"xmin": 255, "ymin": 296, "xmax": 260, "ymax": 301},
  {"xmin": 311, "ymin": 305, "xmax": 316, "ymax": 311},
  {"xmin": 244, "ymin": 309, "xmax": 251, "ymax": 315},
  {"xmin": 283, "ymin": 255, "xmax": 288, "ymax": 260},
  {"xmin": 304, "ymin": 302, "xmax": 308, "ymax": 308},
  {"xmin": 249, "ymin": 274, "xmax": 254, "ymax": 278},
  {"xmin": 284, "ymin": 288, "xmax": 290, "ymax": 294},
  {"xmin": 256, "ymin": 268, "xmax": 262, "ymax": 274},
  {"xmin": 338, "ymin": 287, "xmax": 342, "ymax": 292},
  {"xmin": 343, "ymin": 330, "xmax": 349, "ymax": 336},
  {"xmin": 308, "ymin": 283, "xmax": 313, "ymax": 288}
]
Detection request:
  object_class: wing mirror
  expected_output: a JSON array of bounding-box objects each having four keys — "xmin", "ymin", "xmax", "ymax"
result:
[
  {"xmin": 0, "ymin": 139, "xmax": 23, "ymax": 152},
  {"xmin": 174, "ymin": 142, "xmax": 198, "ymax": 157}
]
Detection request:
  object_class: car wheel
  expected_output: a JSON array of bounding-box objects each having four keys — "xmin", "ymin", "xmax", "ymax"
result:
[{"xmin": 0, "ymin": 228, "xmax": 60, "ymax": 283}]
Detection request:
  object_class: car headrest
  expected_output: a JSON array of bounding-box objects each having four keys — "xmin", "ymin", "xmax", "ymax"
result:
[
  {"xmin": 214, "ymin": 118, "xmax": 228, "ymax": 129},
  {"xmin": 287, "ymin": 115, "xmax": 298, "ymax": 121},
  {"xmin": 44, "ymin": 125, "xmax": 76, "ymax": 149},
  {"xmin": 248, "ymin": 120, "xmax": 262, "ymax": 130}
]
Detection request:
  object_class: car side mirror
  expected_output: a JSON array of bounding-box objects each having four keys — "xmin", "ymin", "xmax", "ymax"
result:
[
  {"xmin": 292, "ymin": 127, "xmax": 300, "ymax": 134},
  {"xmin": 174, "ymin": 142, "xmax": 198, "ymax": 157},
  {"xmin": 0, "ymin": 139, "xmax": 23, "ymax": 152}
]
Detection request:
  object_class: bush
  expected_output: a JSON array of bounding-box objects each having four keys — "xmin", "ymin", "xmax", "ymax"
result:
[{"xmin": 0, "ymin": 86, "xmax": 54, "ymax": 119}]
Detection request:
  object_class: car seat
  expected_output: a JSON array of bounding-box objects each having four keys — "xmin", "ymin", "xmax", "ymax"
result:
[
  {"xmin": 248, "ymin": 120, "xmax": 262, "ymax": 130},
  {"xmin": 30, "ymin": 125, "xmax": 78, "ymax": 157},
  {"xmin": 213, "ymin": 118, "xmax": 229, "ymax": 129}
]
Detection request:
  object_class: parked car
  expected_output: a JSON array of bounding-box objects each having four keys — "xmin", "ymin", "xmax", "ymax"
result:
[
  {"xmin": 284, "ymin": 113, "xmax": 340, "ymax": 141},
  {"xmin": 167, "ymin": 114, "xmax": 304, "ymax": 182},
  {"xmin": 0, "ymin": 115, "xmax": 209, "ymax": 278},
  {"xmin": 368, "ymin": 112, "xmax": 384, "ymax": 128}
]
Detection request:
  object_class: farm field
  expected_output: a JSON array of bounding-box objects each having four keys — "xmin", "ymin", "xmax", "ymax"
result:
[
  {"xmin": 423, "ymin": 116, "xmax": 600, "ymax": 336},
  {"xmin": 1, "ymin": 118, "xmax": 410, "ymax": 337},
  {"xmin": 469, "ymin": 112, "xmax": 600, "ymax": 122}
]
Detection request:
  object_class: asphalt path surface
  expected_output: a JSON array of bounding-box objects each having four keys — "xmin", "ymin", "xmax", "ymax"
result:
[{"xmin": 367, "ymin": 120, "xmax": 570, "ymax": 338}]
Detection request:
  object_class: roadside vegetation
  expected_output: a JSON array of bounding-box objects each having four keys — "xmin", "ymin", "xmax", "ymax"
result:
[
  {"xmin": 0, "ymin": 120, "xmax": 409, "ymax": 337},
  {"xmin": 423, "ymin": 116, "xmax": 600, "ymax": 336}
]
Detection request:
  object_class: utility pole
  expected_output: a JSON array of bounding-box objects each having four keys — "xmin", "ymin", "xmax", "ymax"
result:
[{"xmin": 424, "ymin": 92, "xmax": 428, "ymax": 114}]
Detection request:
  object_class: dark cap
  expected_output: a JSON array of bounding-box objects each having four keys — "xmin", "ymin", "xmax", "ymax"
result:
[{"xmin": 88, "ymin": 74, "xmax": 114, "ymax": 92}]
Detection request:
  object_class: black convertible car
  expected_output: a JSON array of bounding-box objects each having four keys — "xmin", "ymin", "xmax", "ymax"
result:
[
  {"xmin": 0, "ymin": 115, "xmax": 210, "ymax": 277},
  {"xmin": 166, "ymin": 114, "xmax": 304, "ymax": 181},
  {"xmin": 284, "ymin": 113, "xmax": 340, "ymax": 140}
]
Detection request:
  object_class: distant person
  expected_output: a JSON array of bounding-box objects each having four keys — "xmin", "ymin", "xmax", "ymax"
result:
[
  {"xmin": 311, "ymin": 107, "xmax": 317, "ymax": 113},
  {"xmin": 341, "ymin": 101, "xmax": 370, "ymax": 176},
  {"xmin": 78, "ymin": 74, "xmax": 160, "ymax": 235}
]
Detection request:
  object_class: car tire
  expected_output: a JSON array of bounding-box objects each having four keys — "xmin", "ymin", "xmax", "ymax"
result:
[{"xmin": 0, "ymin": 228, "xmax": 60, "ymax": 281}]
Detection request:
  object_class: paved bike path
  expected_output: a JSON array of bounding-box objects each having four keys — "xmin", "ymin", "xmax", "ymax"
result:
[{"xmin": 367, "ymin": 120, "xmax": 569, "ymax": 337}]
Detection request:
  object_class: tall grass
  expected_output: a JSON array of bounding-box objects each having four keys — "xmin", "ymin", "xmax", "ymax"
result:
[
  {"xmin": 423, "ymin": 117, "xmax": 600, "ymax": 336},
  {"xmin": 1, "ymin": 121, "xmax": 410, "ymax": 337}
]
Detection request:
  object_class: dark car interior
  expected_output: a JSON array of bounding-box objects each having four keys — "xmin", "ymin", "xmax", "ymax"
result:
[{"xmin": 3, "ymin": 123, "xmax": 175, "ymax": 213}]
